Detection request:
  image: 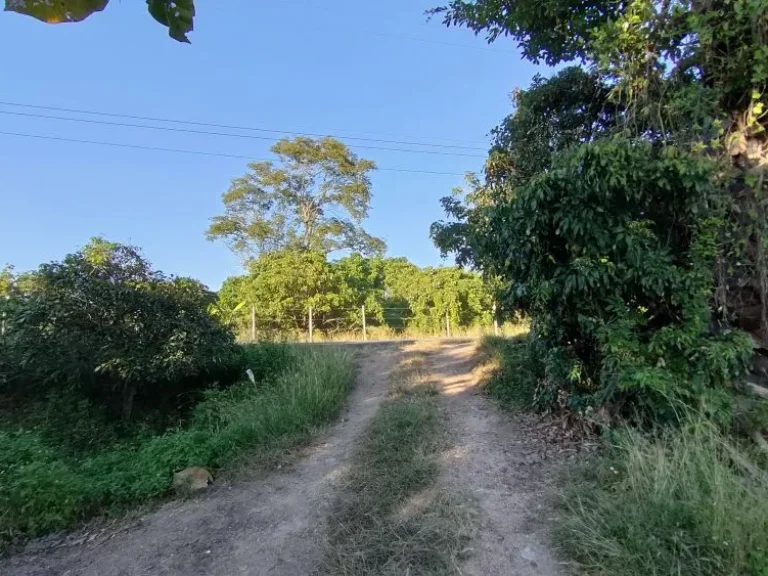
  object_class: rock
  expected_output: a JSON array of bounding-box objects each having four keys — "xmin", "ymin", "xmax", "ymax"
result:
[
  {"xmin": 520, "ymin": 545, "xmax": 538, "ymax": 565},
  {"xmin": 173, "ymin": 467, "xmax": 213, "ymax": 491}
]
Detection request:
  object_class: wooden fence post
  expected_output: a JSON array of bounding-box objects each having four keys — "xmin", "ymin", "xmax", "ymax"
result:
[
  {"xmin": 362, "ymin": 304, "xmax": 367, "ymax": 341},
  {"xmin": 308, "ymin": 306, "xmax": 314, "ymax": 343}
]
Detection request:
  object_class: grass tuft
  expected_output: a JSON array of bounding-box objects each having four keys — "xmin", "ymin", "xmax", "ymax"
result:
[
  {"xmin": 478, "ymin": 334, "xmax": 537, "ymax": 410},
  {"xmin": 321, "ymin": 350, "xmax": 476, "ymax": 575},
  {"xmin": 557, "ymin": 420, "xmax": 768, "ymax": 576}
]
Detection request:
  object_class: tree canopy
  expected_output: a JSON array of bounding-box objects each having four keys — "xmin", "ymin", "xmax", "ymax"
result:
[
  {"xmin": 207, "ymin": 137, "xmax": 385, "ymax": 259},
  {"xmin": 430, "ymin": 0, "xmax": 621, "ymax": 65},
  {"xmin": 5, "ymin": 0, "xmax": 195, "ymax": 42},
  {"xmin": 431, "ymin": 0, "xmax": 768, "ymax": 419},
  {"xmin": 432, "ymin": 66, "xmax": 621, "ymax": 274},
  {"xmin": 218, "ymin": 251, "xmax": 493, "ymax": 338},
  {"xmin": 0, "ymin": 238, "xmax": 240, "ymax": 420}
]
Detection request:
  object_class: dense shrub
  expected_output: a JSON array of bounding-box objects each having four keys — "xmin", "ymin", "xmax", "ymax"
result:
[
  {"xmin": 479, "ymin": 335, "xmax": 537, "ymax": 410},
  {"xmin": 241, "ymin": 341, "xmax": 296, "ymax": 382},
  {"xmin": 0, "ymin": 238, "xmax": 242, "ymax": 420},
  {"xmin": 492, "ymin": 140, "xmax": 752, "ymax": 419}
]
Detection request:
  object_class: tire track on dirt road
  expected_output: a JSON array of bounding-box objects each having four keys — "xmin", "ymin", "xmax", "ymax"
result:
[
  {"xmin": 2, "ymin": 344, "xmax": 402, "ymax": 576},
  {"xmin": 430, "ymin": 340, "xmax": 566, "ymax": 576}
]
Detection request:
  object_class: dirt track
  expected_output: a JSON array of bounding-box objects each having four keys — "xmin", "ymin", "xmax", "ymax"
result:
[
  {"xmin": 3, "ymin": 341, "xmax": 565, "ymax": 576},
  {"xmin": 431, "ymin": 340, "xmax": 565, "ymax": 575}
]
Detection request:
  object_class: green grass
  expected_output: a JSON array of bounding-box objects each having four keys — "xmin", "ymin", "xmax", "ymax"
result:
[
  {"xmin": 321, "ymin": 352, "xmax": 476, "ymax": 575},
  {"xmin": 481, "ymin": 335, "xmax": 768, "ymax": 575},
  {"xmin": 0, "ymin": 345, "xmax": 356, "ymax": 547},
  {"xmin": 557, "ymin": 421, "xmax": 768, "ymax": 576},
  {"xmin": 478, "ymin": 334, "xmax": 537, "ymax": 410}
]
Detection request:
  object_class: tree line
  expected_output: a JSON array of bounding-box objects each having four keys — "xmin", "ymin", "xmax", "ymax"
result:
[
  {"xmin": 203, "ymin": 135, "xmax": 496, "ymax": 339},
  {"xmin": 218, "ymin": 250, "xmax": 494, "ymax": 339}
]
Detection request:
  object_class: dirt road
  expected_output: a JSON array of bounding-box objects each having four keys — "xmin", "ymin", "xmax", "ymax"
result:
[
  {"xmin": 429, "ymin": 340, "xmax": 565, "ymax": 576},
  {"xmin": 3, "ymin": 341, "xmax": 565, "ymax": 576}
]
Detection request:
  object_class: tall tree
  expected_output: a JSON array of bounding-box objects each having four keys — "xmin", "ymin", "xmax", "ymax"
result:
[
  {"xmin": 430, "ymin": 0, "xmax": 767, "ymax": 416},
  {"xmin": 207, "ymin": 137, "xmax": 386, "ymax": 259},
  {"xmin": 432, "ymin": 67, "xmax": 620, "ymax": 274},
  {"xmin": 5, "ymin": 0, "xmax": 195, "ymax": 42}
]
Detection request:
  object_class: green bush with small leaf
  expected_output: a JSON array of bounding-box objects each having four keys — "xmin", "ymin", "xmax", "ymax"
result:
[
  {"xmin": 490, "ymin": 140, "xmax": 752, "ymax": 419},
  {"xmin": 1, "ymin": 238, "xmax": 243, "ymax": 421}
]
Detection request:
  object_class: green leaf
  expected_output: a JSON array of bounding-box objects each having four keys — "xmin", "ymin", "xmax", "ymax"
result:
[
  {"xmin": 147, "ymin": 0, "xmax": 195, "ymax": 43},
  {"xmin": 5, "ymin": 0, "xmax": 109, "ymax": 23}
]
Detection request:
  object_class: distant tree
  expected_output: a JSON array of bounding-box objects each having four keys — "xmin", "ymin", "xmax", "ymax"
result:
[
  {"xmin": 0, "ymin": 266, "xmax": 12, "ymax": 296},
  {"xmin": 218, "ymin": 254, "xmax": 494, "ymax": 338},
  {"xmin": 334, "ymin": 253, "xmax": 387, "ymax": 327},
  {"xmin": 207, "ymin": 137, "xmax": 386, "ymax": 259},
  {"xmin": 5, "ymin": 0, "xmax": 195, "ymax": 42},
  {"xmin": 219, "ymin": 250, "xmax": 341, "ymax": 335}
]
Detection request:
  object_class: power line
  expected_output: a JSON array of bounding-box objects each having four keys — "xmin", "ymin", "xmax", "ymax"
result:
[
  {"xmin": 0, "ymin": 130, "xmax": 469, "ymax": 176},
  {"xmin": 368, "ymin": 31, "xmax": 518, "ymax": 55},
  {"xmin": 0, "ymin": 101, "xmax": 489, "ymax": 152},
  {"xmin": 0, "ymin": 109, "xmax": 486, "ymax": 159}
]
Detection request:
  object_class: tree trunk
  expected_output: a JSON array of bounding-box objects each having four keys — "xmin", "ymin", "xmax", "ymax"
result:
[{"xmin": 122, "ymin": 382, "xmax": 137, "ymax": 421}]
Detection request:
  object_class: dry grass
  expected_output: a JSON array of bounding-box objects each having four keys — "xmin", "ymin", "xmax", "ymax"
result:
[
  {"xmin": 320, "ymin": 346, "xmax": 477, "ymax": 575},
  {"xmin": 238, "ymin": 321, "xmax": 530, "ymax": 344},
  {"xmin": 558, "ymin": 420, "xmax": 768, "ymax": 575}
]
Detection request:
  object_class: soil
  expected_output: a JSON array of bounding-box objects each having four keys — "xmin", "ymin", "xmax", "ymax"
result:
[
  {"xmin": 428, "ymin": 340, "xmax": 567, "ymax": 576},
  {"xmin": 3, "ymin": 340, "xmax": 570, "ymax": 576}
]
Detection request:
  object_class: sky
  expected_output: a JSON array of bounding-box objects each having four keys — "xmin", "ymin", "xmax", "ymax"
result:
[{"xmin": 0, "ymin": 0, "xmax": 544, "ymax": 289}]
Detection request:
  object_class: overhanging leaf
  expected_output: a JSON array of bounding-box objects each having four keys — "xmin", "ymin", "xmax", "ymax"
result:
[
  {"xmin": 5, "ymin": 0, "xmax": 109, "ymax": 23},
  {"xmin": 147, "ymin": 0, "xmax": 194, "ymax": 43}
]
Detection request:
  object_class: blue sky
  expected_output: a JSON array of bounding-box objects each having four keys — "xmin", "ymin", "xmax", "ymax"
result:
[{"xmin": 0, "ymin": 0, "xmax": 543, "ymax": 289}]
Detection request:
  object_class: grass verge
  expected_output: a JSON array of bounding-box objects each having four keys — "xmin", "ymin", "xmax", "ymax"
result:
[
  {"xmin": 478, "ymin": 334, "xmax": 537, "ymax": 410},
  {"xmin": 0, "ymin": 345, "xmax": 356, "ymax": 547},
  {"xmin": 480, "ymin": 335, "xmax": 768, "ymax": 575},
  {"xmin": 321, "ymin": 349, "xmax": 476, "ymax": 575},
  {"xmin": 557, "ymin": 420, "xmax": 768, "ymax": 576}
]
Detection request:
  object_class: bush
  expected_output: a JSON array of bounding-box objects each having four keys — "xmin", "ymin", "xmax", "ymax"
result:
[
  {"xmin": 0, "ymin": 345, "xmax": 356, "ymax": 544},
  {"xmin": 558, "ymin": 421, "xmax": 768, "ymax": 576},
  {"xmin": 497, "ymin": 140, "xmax": 753, "ymax": 419},
  {"xmin": 1, "ymin": 238, "xmax": 243, "ymax": 420}
]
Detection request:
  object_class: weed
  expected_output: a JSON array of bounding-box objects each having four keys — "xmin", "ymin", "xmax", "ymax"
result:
[
  {"xmin": 0, "ymin": 346, "xmax": 356, "ymax": 546},
  {"xmin": 557, "ymin": 421, "xmax": 768, "ymax": 576},
  {"xmin": 479, "ymin": 335, "xmax": 537, "ymax": 410},
  {"xmin": 321, "ymin": 351, "xmax": 476, "ymax": 575}
]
